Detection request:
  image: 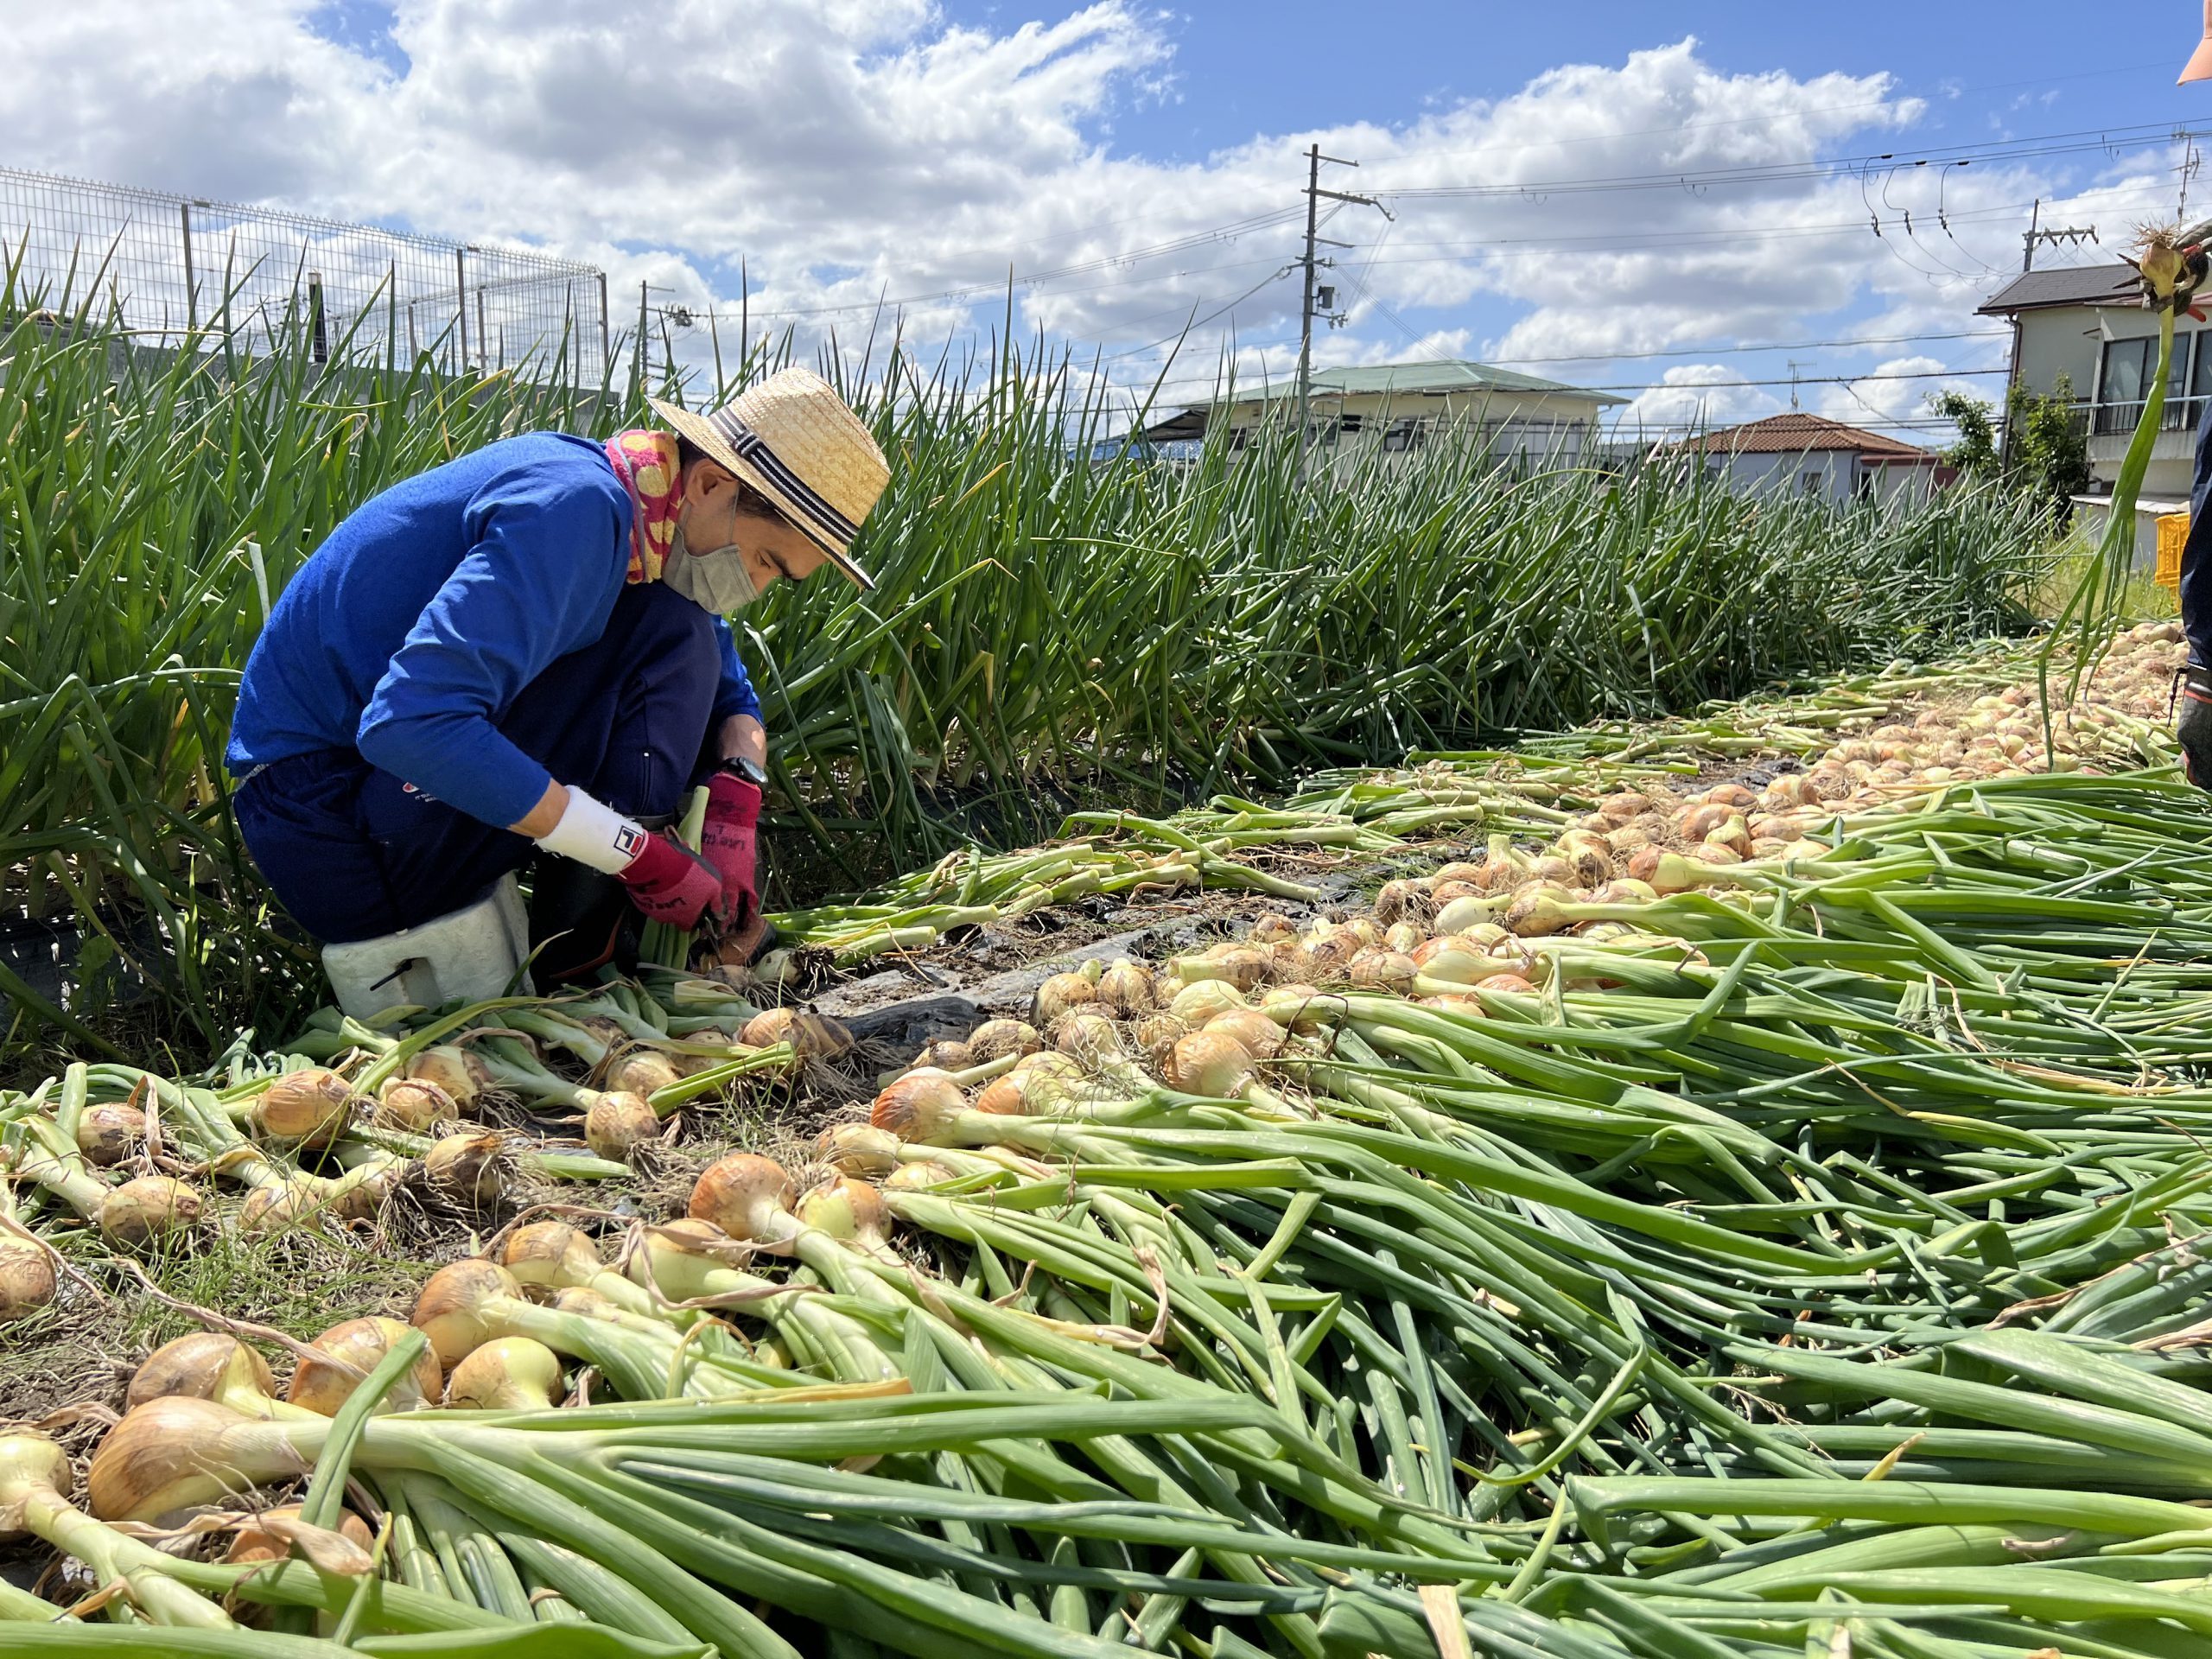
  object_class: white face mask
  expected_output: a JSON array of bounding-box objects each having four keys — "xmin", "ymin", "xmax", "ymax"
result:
[{"xmin": 663, "ymin": 519, "xmax": 763, "ymax": 614}]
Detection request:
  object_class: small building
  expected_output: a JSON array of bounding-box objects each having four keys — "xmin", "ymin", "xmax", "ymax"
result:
[
  {"xmin": 1975, "ymin": 262, "xmax": 2204, "ymax": 503},
  {"xmin": 1656, "ymin": 412, "xmax": 1950, "ymax": 503},
  {"xmin": 1141, "ymin": 360, "xmax": 1627, "ymax": 474}
]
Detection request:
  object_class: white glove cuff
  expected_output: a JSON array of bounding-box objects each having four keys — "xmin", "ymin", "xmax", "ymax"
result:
[{"xmin": 534, "ymin": 786, "xmax": 646, "ymax": 875}]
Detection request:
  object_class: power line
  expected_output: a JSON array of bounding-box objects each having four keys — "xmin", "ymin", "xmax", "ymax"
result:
[
  {"xmin": 1370, "ymin": 122, "xmax": 2208, "ymax": 201},
  {"xmin": 1361, "ymin": 59, "xmax": 2181, "ymax": 170}
]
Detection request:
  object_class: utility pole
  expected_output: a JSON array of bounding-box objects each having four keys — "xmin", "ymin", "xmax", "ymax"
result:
[
  {"xmin": 1296, "ymin": 145, "xmax": 1385, "ymax": 482},
  {"xmin": 2021, "ymin": 198, "xmax": 2097, "ymax": 271}
]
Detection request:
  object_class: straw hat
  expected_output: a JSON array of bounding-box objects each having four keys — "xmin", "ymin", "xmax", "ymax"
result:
[
  {"xmin": 648, "ymin": 368, "xmax": 888, "ymax": 590},
  {"xmin": 2184, "ymin": 0, "xmax": 2212, "ymax": 82}
]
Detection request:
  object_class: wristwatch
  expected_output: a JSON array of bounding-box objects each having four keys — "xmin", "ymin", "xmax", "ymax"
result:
[{"xmin": 715, "ymin": 755, "xmax": 769, "ymax": 788}]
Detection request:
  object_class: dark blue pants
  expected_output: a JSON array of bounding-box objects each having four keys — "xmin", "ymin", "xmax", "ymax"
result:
[
  {"xmin": 2183, "ymin": 391, "xmax": 2212, "ymax": 668},
  {"xmin": 235, "ymin": 582, "xmax": 721, "ymax": 944}
]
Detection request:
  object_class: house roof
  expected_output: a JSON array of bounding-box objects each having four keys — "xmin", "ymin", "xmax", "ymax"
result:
[
  {"xmin": 1976, "ymin": 263, "xmax": 2137, "ymax": 315},
  {"xmin": 1661, "ymin": 412, "xmax": 1931, "ymax": 459},
  {"xmin": 1223, "ymin": 359, "xmax": 1629, "ymax": 407}
]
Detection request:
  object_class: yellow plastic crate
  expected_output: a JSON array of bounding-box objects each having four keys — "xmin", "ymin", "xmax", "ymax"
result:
[{"xmin": 2158, "ymin": 511, "xmax": 2190, "ymax": 591}]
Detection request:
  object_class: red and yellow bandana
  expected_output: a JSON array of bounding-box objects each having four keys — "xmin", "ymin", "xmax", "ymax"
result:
[{"xmin": 603, "ymin": 429, "xmax": 684, "ymax": 583}]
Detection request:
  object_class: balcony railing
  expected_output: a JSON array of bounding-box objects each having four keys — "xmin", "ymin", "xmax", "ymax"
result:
[{"xmin": 2089, "ymin": 392, "xmax": 2205, "ymax": 436}]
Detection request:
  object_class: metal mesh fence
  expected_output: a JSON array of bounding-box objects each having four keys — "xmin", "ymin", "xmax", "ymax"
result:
[{"xmin": 0, "ymin": 165, "xmax": 609, "ymax": 382}]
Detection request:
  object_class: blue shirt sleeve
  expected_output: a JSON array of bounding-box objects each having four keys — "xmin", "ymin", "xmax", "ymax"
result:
[
  {"xmin": 711, "ymin": 616, "xmax": 763, "ymax": 725},
  {"xmin": 354, "ymin": 468, "xmax": 626, "ymax": 829}
]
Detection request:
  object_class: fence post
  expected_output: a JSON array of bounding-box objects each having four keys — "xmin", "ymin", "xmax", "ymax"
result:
[
  {"xmin": 179, "ymin": 202, "xmax": 197, "ymax": 331},
  {"xmin": 476, "ymin": 283, "xmax": 488, "ymax": 375},
  {"xmin": 307, "ymin": 269, "xmax": 327, "ymax": 365},
  {"xmin": 454, "ymin": 247, "xmax": 470, "ymax": 372}
]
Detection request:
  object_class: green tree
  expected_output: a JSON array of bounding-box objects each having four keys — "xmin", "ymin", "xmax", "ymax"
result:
[
  {"xmin": 1929, "ymin": 388, "xmax": 1999, "ymax": 479},
  {"xmin": 1926, "ymin": 372, "xmax": 2091, "ymax": 524},
  {"xmin": 2006, "ymin": 371, "xmax": 2092, "ymax": 524}
]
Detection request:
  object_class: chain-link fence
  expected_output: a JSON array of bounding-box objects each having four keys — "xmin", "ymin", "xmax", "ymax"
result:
[{"xmin": 0, "ymin": 165, "xmax": 609, "ymax": 382}]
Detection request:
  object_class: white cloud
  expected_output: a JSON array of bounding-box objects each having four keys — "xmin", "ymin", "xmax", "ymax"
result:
[
  {"xmin": 1613, "ymin": 364, "xmax": 1783, "ymax": 441},
  {"xmin": 0, "ymin": 11, "xmax": 2189, "ymax": 411}
]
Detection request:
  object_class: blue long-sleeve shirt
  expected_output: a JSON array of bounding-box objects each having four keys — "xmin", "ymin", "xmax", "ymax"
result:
[{"xmin": 226, "ymin": 433, "xmax": 760, "ymax": 828}]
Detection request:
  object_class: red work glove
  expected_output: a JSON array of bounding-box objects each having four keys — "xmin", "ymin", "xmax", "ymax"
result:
[
  {"xmin": 616, "ymin": 831, "xmax": 726, "ymax": 930},
  {"xmin": 700, "ymin": 773, "xmax": 763, "ymax": 934}
]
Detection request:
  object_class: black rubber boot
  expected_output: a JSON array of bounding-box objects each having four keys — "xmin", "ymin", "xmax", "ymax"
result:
[{"xmin": 526, "ymin": 813, "xmax": 673, "ymax": 984}]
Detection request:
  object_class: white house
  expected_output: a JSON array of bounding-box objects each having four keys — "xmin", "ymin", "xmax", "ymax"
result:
[
  {"xmin": 1142, "ymin": 360, "xmax": 1627, "ymax": 474},
  {"xmin": 1976, "ymin": 262, "xmax": 2202, "ymax": 566},
  {"xmin": 1655, "ymin": 412, "xmax": 1949, "ymax": 503}
]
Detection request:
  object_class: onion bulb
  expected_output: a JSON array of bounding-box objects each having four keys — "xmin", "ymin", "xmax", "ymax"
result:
[
  {"xmin": 1347, "ymin": 949, "xmax": 1418, "ymax": 991},
  {"xmin": 1031, "ymin": 968, "xmax": 1100, "ymax": 1026},
  {"xmin": 422, "ymin": 1133, "xmax": 508, "ymax": 1208},
  {"xmin": 376, "ymin": 1077, "xmax": 455, "ymax": 1134},
  {"xmin": 688, "ymin": 1153, "xmax": 800, "ymax": 1252},
  {"xmin": 1168, "ymin": 979, "xmax": 1244, "ymax": 1023},
  {"xmin": 1164, "ymin": 1031, "xmax": 1255, "ymax": 1096},
  {"xmin": 871, "ymin": 1069, "xmax": 967, "ymax": 1141},
  {"xmin": 88, "ymin": 1395, "xmax": 306, "ymax": 1522},
  {"xmin": 0, "ymin": 1432, "xmax": 73, "ymax": 1539},
  {"xmin": 1372, "ymin": 879, "xmax": 1433, "ymax": 926},
  {"xmin": 445, "ymin": 1337, "xmax": 563, "ymax": 1410},
  {"xmin": 817, "ymin": 1123, "xmax": 901, "ymax": 1176},
  {"xmin": 1411, "ymin": 936, "xmax": 1488, "ymax": 985},
  {"xmin": 238, "ymin": 1179, "xmax": 333, "ymax": 1236},
  {"xmin": 1257, "ymin": 984, "xmax": 1338, "ymax": 1034},
  {"xmin": 1431, "ymin": 894, "xmax": 1492, "ymax": 936},
  {"xmin": 494, "ymin": 1222, "xmax": 605, "ymax": 1293},
  {"xmin": 795, "ymin": 1176, "xmax": 893, "ymax": 1252},
  {"xmin": 288, "ymin": 1316, "xmax": 442, "ymax": 1415},
  {"xmin": 739, "ymin": 1007, "xmax": 796, "ymax": 1047},
  {"xmin": 974, "ymin": 1052, "xmax": 1084, "ymax": 1116},
  {"xmin": 406, "ymin": 1046, "xmax": 492, "ymax": 1109},
  {"xmin": 75, "ymin": 1102, "xmax": 144, "ymax": 1167},
  {"xmin": 99, "ymin": 1176, "xmax": 201, "ymax": 1247},
  {"xmin": 1204, "ymin": 1008, "xmax": 1284, "ymax": 1061},
  {"xmin": 128, "ymin": 1333, "xmax": 276, "ymax": 1414},
  {"xmin": 1625, "ymin": 848, "xmax": 1703, "ymax": 897},
  {"xmin": 1131, "ymin": 1013, "xmax": 1188, "ymax": 1067},
  {"xmin": 605, "ymin": 1051, "xmax": 682, "ymax": 1098},
  {"xmin": 966, "ymin": 1018, "xmax": 1043, "ymax": 1062},
  {"xmin": 1382, "ymin": 922, "xmax": 1427, "ymax": 956},
  {"xmin": 913, "ymin": 1039, "xmax": 973, "ymax": 1071},
  {"xmin": 1052, "ymin": 1010, "xmax": 1123, "ymax": 1065},
  {"xmin": 250, "ymin": 1069, "xmax": 353, "ymax": 1150},
  {"xmin": 226, "ymin": 1503, "xmax": 374, "ymax": 1566},
  {"xmin": 0, "ymin": 1235, "xmax": 54, "ymax": 1324},
  {"xmin": 884, "ymin": 1160, "xmax": 960, "ymax": 1191},
  {"xmin": 1096, "ymin": 960, "xmax": 1156, "ymax": 1017},
  {"xmin": 584, "ymin": 1091, "xmax": 661, "ymax": 1163},
  {"xmin": 409, "ymin": 1260, "xmax": 522, "ymax": 1371},
  {"xmin": 1477, "ymin": 972, "xmax": 1539, "ymax": 995}
]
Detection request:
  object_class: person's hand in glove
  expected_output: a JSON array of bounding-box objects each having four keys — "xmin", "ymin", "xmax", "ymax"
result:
[
  {"xmin": 533, "ymin": 786, "xmax": 725, "ymax": 930},
  {"xmin": 701, "ymin": 770, "xmax": 768, "ymax": 963},
  {"xmin": 615, "ymin": 830, "xmax": 726, "ymax": 930},
  {"xmin": 2180, "ymin": 666, "xmax": 2212, "ymax": 789}
]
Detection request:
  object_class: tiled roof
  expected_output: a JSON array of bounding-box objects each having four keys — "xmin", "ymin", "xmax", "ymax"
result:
[
  {"xmin": 1662, "ymin": 412, "xmax": 1931, "ymax": 457},
  {"xmin": 1976, "ymin": 264, "xmax": 2136, "ymax": 315},
  {"xmin": 1226, "ymin": 359, "xmax": 1629, "ymax": 406}
]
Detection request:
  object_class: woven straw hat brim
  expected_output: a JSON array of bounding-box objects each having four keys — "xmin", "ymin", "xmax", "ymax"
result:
[{"xmin": 647, "ymin": 393, "xmax": 880, "ymax": 592}]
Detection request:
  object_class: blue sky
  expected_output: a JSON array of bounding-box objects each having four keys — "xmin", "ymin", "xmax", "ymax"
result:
[{"xmin": 9, "ymin": 1, "xmax": 2208, "ymax": 436}]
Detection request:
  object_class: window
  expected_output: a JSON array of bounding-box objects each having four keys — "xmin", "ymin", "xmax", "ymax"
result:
[
  {"xmin": 2097, "ymin": 334, "xmax": 2193, "ymax": 434},
  {"xmin": 1801, "ymin": 471, "xmax": 1824, "ymax": 496},
  {"xmin": 1382, "ymin": 417, "xmax": 1427, "ymax": 454},
  {"xmin": 1338, "ymin": 414, "xmax": 1364, "ymax": 435}
]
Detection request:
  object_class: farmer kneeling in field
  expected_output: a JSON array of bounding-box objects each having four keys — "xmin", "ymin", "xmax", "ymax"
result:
[{"xmin": 225, "ymin": 367, "xmax": 888, "ymax": 1012}]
